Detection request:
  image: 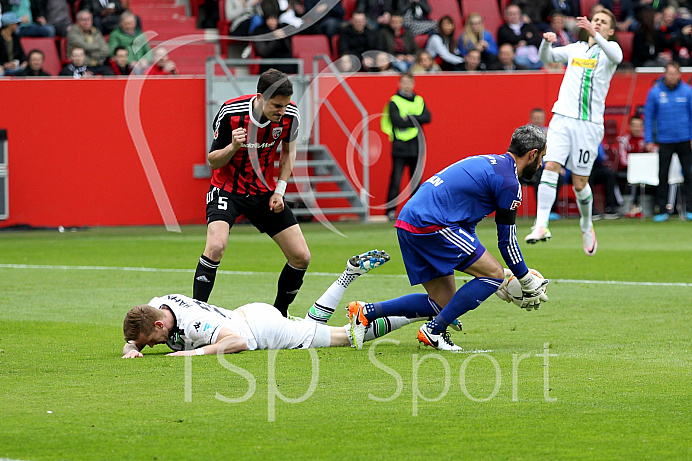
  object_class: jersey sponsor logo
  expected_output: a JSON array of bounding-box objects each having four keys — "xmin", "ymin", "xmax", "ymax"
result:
[
  {"xmin": 426, "ymin": 175, "xmax": 444, "ymax": 187},
  {"xmin": 242, "ymin": 141, "xmax": 276, "ymax": 149},
  {"xmin": 510, "ymin": 200, "xmax": 521, "ymax": 210},
  {"xmin": 572, "ymin": 58, "xmax": 596, "ymax": 69},
  {"xmin": 214, "ymin": 129, "xmax": 218, "ymax": 139},
  {"xmin": 272, "ymin": 127, "xmax": 283, "ymax": 139}
]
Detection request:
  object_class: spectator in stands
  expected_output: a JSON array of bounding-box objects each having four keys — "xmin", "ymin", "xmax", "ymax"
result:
[
  {"xmin": 16, "ymin": 48, "xmax": 50, "ymax": 75},
  {"xmin": 355, "ymin": 0, "xmax": 394, "ymax": 29},
  {"xmin": 590, "ymin": 119, "xmax": 623, "ymax": 219},
  {"xmin": 497, "ymin": 4, "xmax": 542, "ymax": 70},
  {"xmin": 291, "ymin": 0, "xmax": 344, "ymax": 43},
  {"xmin": 43, "ymin": 0, "xmax": 71, "ymax": 37},
  {"xmin": 0, "ymin": 12, "xmax": 28, "ymax": 75},
  {"xmin": 253, "ymin": 13, "xmax": 296, "ymax": 74},
  {"xmin": 367, "ymin": 50, "xmax": 398, "ymax": 74},
  {"xmin": 425, "ymin": 15, "xmax": 464, "ymax": 71},
  {"xmin": 488, "ymin": 43, "xmax": 528, "ymax": 70},
  {"xmin": 409, "ymin": 50, "xmax": 440, "ymax": 74},
  {"xmin": 644, "ymin": 61, "xmax": 692, "ymax": 222},
  {"xmin": 598, "ymin": 0, "xmax": 638, "ymax": 32},
  {"xmin": 108, "ymin": 11, "xmax": 150, "ymax": 73},
  {"xmin": 83, "ymin": 0, "xmax": 125, "ymax": 35},
  {"xmin": 67, "ymin": 10, "xmax": 111, "ymax": 72},
  {"xmin": 460, "ymin": 49, "xmax": 485, "ymax": 71},
  {"xmin": 337, "ymin": 11, "xmax": 379, "ymax": 72},
  {"xmin": 631, "ymin": 7, "xmax": 664, "ymax": 67},
  {"xmin": 58, "ymin": 45, "xmax": 93, "ymax": 77},
  {"xmin": 380, "ymin": 72, "xmax": 430, "ymax": 221},
  {"xmin": 617, "ymin": 115, "xmax": 647, "ymax": 217},
  {"xmin": 225, "ymin": 0, "xmax": 261, "ymax": 37},
  {"xmin": 548, "ymin": 13, "xmax": 575, "ymax": 47},
  {"xmin": 398, "ymin": 0, "xmax": 435, "ymax": 36},
  {"xmin": 656, "ymin": 6, "xmax": 692, "ymax": 66},
  {"xmin": 378, "ymin": 12, "xmax": 417, "ymax": 72},
  {"xmin": 147, "ymin": 46, "xmax": 178, "ymax": 75},
  {"xmin": 11, "ymin": 0, "xmax": 56, "ymax": 37},
  {"xmin": 513, "ymin": 0, "xmax": 553, "ymax": 31},
  {"xmin": 549, "ymin": 0, "xmax": 579, "ymax": 32},
  {"xmin": 108, "ymin": 45, "xmax": 132, "ymax": 75},
  {"xmin": 458, "ymin": 12, "xmax": 498, "ymax": 65}
]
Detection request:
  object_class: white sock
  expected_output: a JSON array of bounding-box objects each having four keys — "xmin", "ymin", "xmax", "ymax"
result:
[
  {"xmin": 305, "ymin": 271, "xmax": 358, "ymax": 323},
  {"xmin": 535, "ymin": 170, "xmax": 560, "ymax": 229},
  {"xmin": 575, "ymin": 184, "xmax": 593, "ymax": 232}
]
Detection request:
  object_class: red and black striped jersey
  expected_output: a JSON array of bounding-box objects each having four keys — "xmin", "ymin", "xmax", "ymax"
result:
[{"xmin": 209, "ymin": 94, "xmax": 300, "ymax": 196}]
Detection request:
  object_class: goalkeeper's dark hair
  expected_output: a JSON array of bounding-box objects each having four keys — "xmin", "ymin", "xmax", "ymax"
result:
[
  {"xmin": 507, "ymin": 124, "xmax": 546, "ymax": 158},
  {"xmin": 257, "ymin": 68, "xmax": 293, "ymax": 98}
]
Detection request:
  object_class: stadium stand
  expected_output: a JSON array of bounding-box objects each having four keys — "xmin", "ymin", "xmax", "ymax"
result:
[
  {"xmin": 429, "ymin": 0, "xmax": 463, "ymax": 28},
  {"xmin": 581, "ymin": 0, "xmax": 600, "ymax": 16},
  {"xmin": 461, "ymin": 0, "xmax": 503, "ymax": 36},
  {"xmin": 20, "ymin": 37, "xmax": 62, "ymax": 75},
  {"xmin": 292, "ymin": 34, "xmax": 333, "ymax": 73},
  {"xmin": 618, "ymin": 31, "xmax": 634, "ymax": 63},
  {"xmin": 343, "ymin": 0, "xmax": 358, "ymax": 20}
]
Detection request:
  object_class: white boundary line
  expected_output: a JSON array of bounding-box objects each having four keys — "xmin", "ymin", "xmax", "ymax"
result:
[{"xmin": 1, "ymin": 264, "xmax": 692, "ymax": 287}]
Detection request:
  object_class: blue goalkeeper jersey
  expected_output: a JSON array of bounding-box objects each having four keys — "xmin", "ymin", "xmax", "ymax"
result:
[{"xmin": 396, "ymin": 153, "xmax": 528, "ymax": 277}]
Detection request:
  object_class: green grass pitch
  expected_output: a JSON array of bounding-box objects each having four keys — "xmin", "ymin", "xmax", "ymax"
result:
[{"xmin": 1, "ymin": 218, "xmax": 691, "ymax": 460}]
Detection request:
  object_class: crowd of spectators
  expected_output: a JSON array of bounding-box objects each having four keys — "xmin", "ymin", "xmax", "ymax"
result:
[
  {"xmin": 0, "ymin": 0, "xmax": 170, "ymax": 77},
  {"xmin": 222, "ymin": 0, "xmax": 692, "ymax": 75}
]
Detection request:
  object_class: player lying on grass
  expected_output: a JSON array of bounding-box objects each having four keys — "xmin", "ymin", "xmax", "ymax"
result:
[{"xmin": 122, "ymin": 250, "xmax": 420, "ymax": 357}]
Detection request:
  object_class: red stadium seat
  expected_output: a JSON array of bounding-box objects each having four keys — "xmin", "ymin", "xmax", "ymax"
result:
[
  {"xmin": 20, "ymin": 37, "xmax": 61, "ymax": 75},
  {"xmin": 429, "ymin": 0, "xmax": 463, "ymax": 28},
  {"xmin": 581, "ymin": 0, "xmax": 600, "ymax": 17},
  {"xmin": 617, "ymin": 31, "xmax": 634, "ymax": 63},
  {"xmin": 343, "ymin": 0, "xmax": 358, "ymax": 20},
  {"xmin": 414, "ymin": 34, "xmax": 428, "ymax": 50},
  {"xmin": 293, "ymin": 34, "xmax": 331, "ymax": 74},
  {"xmin": 461, "ymin": 0, "xmax": 503, "ymax": 36}
]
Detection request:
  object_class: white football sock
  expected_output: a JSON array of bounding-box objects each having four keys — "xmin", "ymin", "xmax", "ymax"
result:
[
  {"xmin": 575, "ymin": 184, "xmax": 593, "ymax": 232},
  {"xmin": 305, "ymin": 270, "xmax": 358, "ymax": 323},
  {"xmin": 535, "ymin": 170, "xmax": 560, "ymax": 229}
]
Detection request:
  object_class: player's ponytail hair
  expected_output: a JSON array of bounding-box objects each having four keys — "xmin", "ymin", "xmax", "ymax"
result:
[
  {"xmin": 257, "ymin": 68, "xmax": 294, "ymax": 98},
  {"xmin": 123, "ymin": 305, "xmax": 165, "ymax": 341},
  {"xmin": 507, "ymin": 124, "xmax": 546, "ymax": 158}
]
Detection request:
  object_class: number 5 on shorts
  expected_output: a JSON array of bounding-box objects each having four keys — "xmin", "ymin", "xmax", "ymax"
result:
[{"xmin": 218, "ymin": 197, "xmax": 228, "ymax": 210}]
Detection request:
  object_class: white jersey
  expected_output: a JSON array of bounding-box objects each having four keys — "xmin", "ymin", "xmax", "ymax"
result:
[
  {"xmin": 540, "ymin": 34, "xmax": 622, "ymax": 125},
  {"xmin": 148, "ymin": 294, "xmax": 318, "ymax": 352},
  {"xmin": 148, "ymin": 294, "xmax": 255, "ymax": 351}
]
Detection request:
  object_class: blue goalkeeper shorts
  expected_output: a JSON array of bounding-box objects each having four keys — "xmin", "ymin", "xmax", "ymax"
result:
[{"xmin": 396, "ymin": 225, "xmax": 486, "ymax": 286}]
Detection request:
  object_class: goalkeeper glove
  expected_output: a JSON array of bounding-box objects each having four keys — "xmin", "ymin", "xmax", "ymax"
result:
[
  {"xmin": 494, "ymin": 268, "xmax": 514, "ymax": 303},
  {"xmin": 518, "ymin": 272, "xmax": 549, "ymax": 311}
]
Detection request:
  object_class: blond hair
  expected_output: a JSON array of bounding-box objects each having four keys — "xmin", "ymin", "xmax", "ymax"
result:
[
  {"xmin": 461, "ymin": 13, "xmax": 484, "ymax": 50},
  {"xmin": 123, "ymin": 305, "xmax": 165, "ymax": 342}
]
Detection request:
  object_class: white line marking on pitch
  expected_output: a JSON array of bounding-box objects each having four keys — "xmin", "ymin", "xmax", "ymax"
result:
[{"xmin": 1, "ymin": 264, "xmax": 691, "ymax": 287}]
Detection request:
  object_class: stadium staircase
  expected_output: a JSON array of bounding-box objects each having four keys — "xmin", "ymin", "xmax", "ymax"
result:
[
  {"xmin": 279, "ymin": 145, "xmax": 368, "ymax": 221},
  {"xmin": 129, "ymin": 0, "xmax": 215, "ymax": 75}
]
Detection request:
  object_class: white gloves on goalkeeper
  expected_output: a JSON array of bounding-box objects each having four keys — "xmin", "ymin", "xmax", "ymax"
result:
[
  {"xmin": 518, "ymin": 271, "xmax": 549, "ymax": 310},
  {"xmin": 495, "ymin": 268, "xmax": 549, "ymax": 311}
]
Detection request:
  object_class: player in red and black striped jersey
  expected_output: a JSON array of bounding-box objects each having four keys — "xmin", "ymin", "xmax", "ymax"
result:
[{"xmin": 193, "ymin": 69, "xmax": 311, "ymax": 317}]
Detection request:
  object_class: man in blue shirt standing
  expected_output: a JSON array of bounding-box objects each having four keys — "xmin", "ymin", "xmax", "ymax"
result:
[
  {"xmin": 348, "ymin": 125, "xmax": 550, "ymax": 351},
  {"xmin": 644, "ymin": 62, "xmax": 692, "ymax": 222}
]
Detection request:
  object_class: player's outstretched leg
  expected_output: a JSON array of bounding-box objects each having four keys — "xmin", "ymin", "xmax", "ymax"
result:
[
  {"xmin": 306, "ymin": 250, "xmax": 390, "ymax": 323},
  {"xmin": 526, "ymin": 169, "xmax": 560, "ymax": 244},
  {"xmin": 574, "ymin": 185, "xmax": 597, "ymax": 256}
]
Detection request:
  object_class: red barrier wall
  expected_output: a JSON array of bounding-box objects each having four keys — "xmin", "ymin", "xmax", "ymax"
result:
[
  {"xmin": 0, "ymin": 71, "xmax": 677, "ymax": 227},
  {"xmin": 0, "ymin": 77, "xmax": 208, "ymax": 227}
]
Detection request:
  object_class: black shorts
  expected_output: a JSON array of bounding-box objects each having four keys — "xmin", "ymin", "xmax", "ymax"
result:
[{"xmin": 205, "ymin": 186, "xmax": 298, "ymax": 237}]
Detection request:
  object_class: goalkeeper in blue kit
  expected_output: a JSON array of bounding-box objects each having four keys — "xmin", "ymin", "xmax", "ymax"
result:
[{"xmin": 348, "ymin": 125, "xmax": 550, "ymax": 352}]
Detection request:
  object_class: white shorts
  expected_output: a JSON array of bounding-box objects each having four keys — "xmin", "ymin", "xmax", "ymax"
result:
[
  {"xmin": 238, "ymin": 303, "xmax": 317, "ymax": 350},
  {"xmin": 545, "ymin": 113, "xmax": 604, "ymax": 177}
]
